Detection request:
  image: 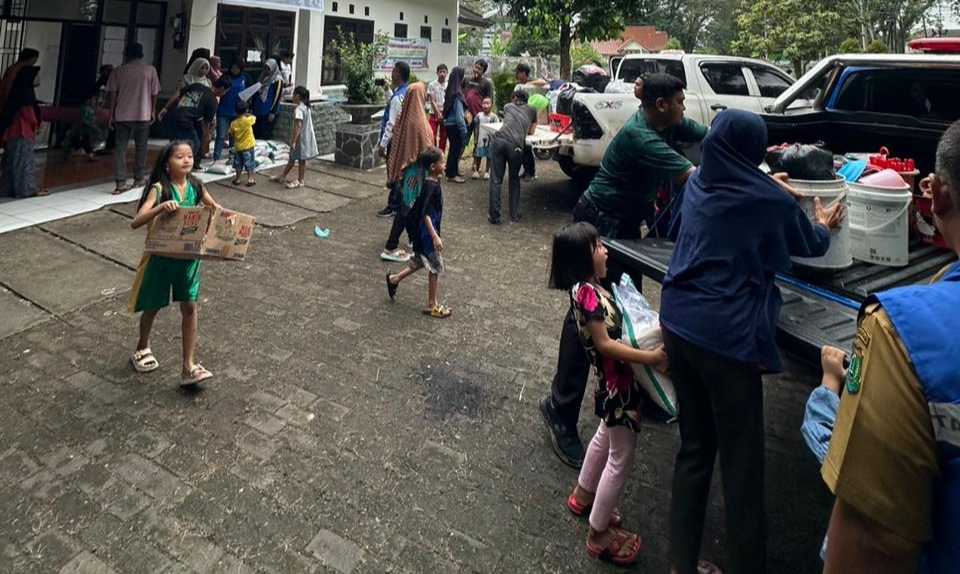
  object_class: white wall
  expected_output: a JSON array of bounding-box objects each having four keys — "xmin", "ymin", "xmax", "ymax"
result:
[{"xmin": 323, "ymin": 0, "xmax": 458, "ymax": 83}]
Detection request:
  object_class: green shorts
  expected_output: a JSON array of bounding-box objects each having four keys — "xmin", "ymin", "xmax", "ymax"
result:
[{"xmin": 133, "ymin": 255, "xmax": 201, "ymax": 312}]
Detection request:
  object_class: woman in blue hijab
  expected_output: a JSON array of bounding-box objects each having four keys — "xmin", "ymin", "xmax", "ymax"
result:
[{"xmin": 659, "ymin": 109, "xmax": 843, "ymax": 574}]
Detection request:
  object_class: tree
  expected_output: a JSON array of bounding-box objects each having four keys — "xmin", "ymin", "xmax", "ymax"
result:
[
  {"xmin": 506, "ymin": 25, "xmax": 562, "ymax": 57},
  {"xmin": 570, "ymin": 41, "xmax": 603, "ymax": 67},
  {"xmin": 732, "ymin": 0, "xmax": 842, "ymax": 75},
  {"xmin": 459, "ymin": 28, "xmax": 484, "ymax": 57},
  {"xmin": 663, "ymin": 38, "xmax": 683, "ymax": 50},
  {"xmin": 507, "ymin": 0, "xmax": 644, "ymax": 79},
  {"xmin": 640, "ymin": 0, "xmax": 738, "ymax": 52}
]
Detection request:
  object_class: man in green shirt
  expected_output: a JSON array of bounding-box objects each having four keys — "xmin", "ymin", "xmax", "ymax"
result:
[
  {"xmin": 575, "ymin": 73, "xmax": 708, "ymax": 238},
  {"xmin": 540, "ymin": 73, "xmax": 708, "ymax": 468}
]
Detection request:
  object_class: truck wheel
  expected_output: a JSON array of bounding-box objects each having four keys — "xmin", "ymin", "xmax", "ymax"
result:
[
  {"xmin": 557, "ymin": 156, "xmax": 597, "ymax": 190},
  {"xmin": 534, "ymin": 148, "xmax": 554, "ymax": 160},
  {"xmin": 557, "ymin": 155, "xmax": 578, "ymax": 178}
]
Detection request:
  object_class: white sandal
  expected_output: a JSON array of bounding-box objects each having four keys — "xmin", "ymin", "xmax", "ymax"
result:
[
  {"xmin": 131, "ymin": 348, "xmax": 159, "ymax": 373},
  {"xmin": 285, "ymin": 180, "xmax": 304, "ymax": 189},
  {"xmin": 181, "ymin": 364, "xmax": 213, "ymax": 387}
]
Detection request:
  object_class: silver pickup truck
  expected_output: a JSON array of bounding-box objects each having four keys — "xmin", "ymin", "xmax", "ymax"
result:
[{"xmin": 548, "ymin": 52, "xmax": 802, "ymax": 186}]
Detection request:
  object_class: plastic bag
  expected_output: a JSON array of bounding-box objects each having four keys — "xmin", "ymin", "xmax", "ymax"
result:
[
  {"xmin": 766, "ymin": 143, "xmax": 835, "ymax": 181},
  {"xmin": 604, "ymin": 80, "xmax": 630, "ymax": 94},
  {"xmin": 612, "ymin": 275, "xmax": 678, "ymax": 417}
]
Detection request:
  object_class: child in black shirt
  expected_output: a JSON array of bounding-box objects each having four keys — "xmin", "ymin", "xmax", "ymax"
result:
[{"xmin": 385, "ymin": 146, "xmax": 452, "ymax": 318}]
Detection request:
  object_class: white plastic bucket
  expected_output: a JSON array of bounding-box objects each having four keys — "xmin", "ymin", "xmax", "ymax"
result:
[
  {"xmin": 847, "ymin": 181, "xmax": 913, "ymax": 267},
  {"xmin": 791, "ymin": 178, "xmax": 853, "ymax": 269}
]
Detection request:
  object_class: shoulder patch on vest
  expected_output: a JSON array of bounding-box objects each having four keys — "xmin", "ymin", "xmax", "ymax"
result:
[{"xmin": 846, "ymin": 327, "xmax": 867, "ymax": 395}]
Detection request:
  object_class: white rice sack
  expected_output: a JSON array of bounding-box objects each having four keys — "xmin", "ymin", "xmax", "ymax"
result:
[
  {"xmin": 204, "ymin": 163, "xmax": 234, "ymax": 175},
  {"xmin": 613, "ymin": 275, "xmax": 678, "ymax": 417}
]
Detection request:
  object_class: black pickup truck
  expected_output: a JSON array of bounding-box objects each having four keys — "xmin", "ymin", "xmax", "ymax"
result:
[{"xmin": 607, "ymin": 54, "xmax": 959, "ymax": 366}]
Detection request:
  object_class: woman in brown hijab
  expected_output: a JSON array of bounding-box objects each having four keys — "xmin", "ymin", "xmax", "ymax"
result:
[{"xmin": 380, "ymin": 82, "xmax": 434, "ymax": 262}]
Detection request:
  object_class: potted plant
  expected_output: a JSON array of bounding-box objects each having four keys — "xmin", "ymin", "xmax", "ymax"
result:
[{"xmin": 331, "ymin": 29, "xmax": 390, "ymax": 124}]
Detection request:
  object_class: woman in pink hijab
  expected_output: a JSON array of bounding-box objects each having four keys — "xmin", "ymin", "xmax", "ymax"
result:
[{"xmin": 207, "ymin": 56, "xmax": 222, "ymax": 83}]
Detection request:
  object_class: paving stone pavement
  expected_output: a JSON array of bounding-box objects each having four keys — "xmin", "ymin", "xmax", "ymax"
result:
[{"xmin": 0, "ymin": 158, "xmax": 833, "ymax": 573}]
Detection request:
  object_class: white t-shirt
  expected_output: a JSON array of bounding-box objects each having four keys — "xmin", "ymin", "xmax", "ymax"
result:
[
  {"xmin": 427, "ymin": 79, "xmax": 447, "ymax": 115},
  {"xmin": 280, "ymin": 61, "xmax": 293, "ymax": 85}
]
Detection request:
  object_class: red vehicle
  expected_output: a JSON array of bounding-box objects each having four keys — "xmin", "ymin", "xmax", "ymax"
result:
[{"xmin": 908, "ymin": 37, "xmax": 960, "ymax": 54}]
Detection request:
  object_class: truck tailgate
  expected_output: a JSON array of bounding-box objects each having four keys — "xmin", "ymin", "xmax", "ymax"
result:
[{"xmin": 605, "ymin": 238, "xmax": 861, "ymax": 366}]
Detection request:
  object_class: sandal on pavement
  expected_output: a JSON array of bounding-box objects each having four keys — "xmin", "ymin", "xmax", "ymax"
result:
[
  {"xmin": 131, "ymin": 348, "xmax": 159, "ymax": 373},
  {"xmin": 447, "ymin": 176, "xmax": 465, "ymax": 183},
  {"xmin": 585, "ymin": 528, "xmax": 642, "ymax": 566},
  {"xmin": 380, "ymin": 250, "xmax": 411, "ymax": 263},
  {"xmin": 698, "ymin": 560, "xmax": 723, "ymax": 574},
  {"xmin": 567, "ymin": 492, "xmax": 623, "ymax": 528},
  {"xmin": 422, "ymin": 304, "xmax": 452, "ymax": 319},
  {"xmin": 231, "ymin": 178, "xmax": 241, "ymax": 185},
  {"xmin": 269, "ymin": 175, "xmax": 286, "ymax": 183},
  {"xmin": 386, "ymin": 273, "xmax": 398, "ymax": 300},
  {"xmin": 181, "ymin": 364, "xmax": 213, "ymax": 387},
  {"xmin": 246, "ymin": 180, "xmax": 256, "ymax": 187},
  {"xmin": 112, "ymin": 182, "xmax": 133, "ymax": 195},
  {"xmin": 133, "ymin": 178, "xmax": 149, "ymax": 188},
  {"xmin": 285, "ymin": 180, "xmax": 304, "ymax": 189}
]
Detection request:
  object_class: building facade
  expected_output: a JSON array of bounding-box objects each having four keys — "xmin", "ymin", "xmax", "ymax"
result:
[{"xmin": 0, "ymin": 0, "xmax": 459, "ymax": 106}]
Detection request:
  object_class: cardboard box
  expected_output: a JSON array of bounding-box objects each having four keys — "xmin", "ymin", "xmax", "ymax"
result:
[{"xmin": 144, "ymin": 207, "xmax": 256, "ymax": 260}]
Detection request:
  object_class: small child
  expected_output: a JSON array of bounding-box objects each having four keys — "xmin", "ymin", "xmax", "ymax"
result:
[
  {"xmin": 273, "ymin": 86, "xmax": 318, "ymax": 189},
  {"xmin": 548, "ymin": 222, "xmax": 668, "ymax": 566},
  {"xmin": 472, "ymin": 97, "xmax": 498, "ymax": 180},
  {"xmin": 127, "ymin": 141, "xmax": 221, "ymax": 387},
  {"xmin": 64, "ymin": 92, "xmax": 99, "ymax": 162},
  {"xmin": 228, "ymin": 100, "xmax": 257, "ymax": 186},
  {"xmin": 385, "ymin": 146, "xmax": 452, "ymax": 318}
]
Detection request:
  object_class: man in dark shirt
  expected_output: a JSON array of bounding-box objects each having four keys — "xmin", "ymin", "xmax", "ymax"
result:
[
  {"xmin": 462, "ymin": 58, "xmax": 494, "ymax": 148},
  {"xmin": 162, "ymin": 77, "xmax": 229, "ymax": 161},
  {"xmin": 488, "ymin": 90, "xmax": 538, "ymax": 223},
  {"xmin": 539, "ymin": 73, "xmax": 709, "ymax": 468}
]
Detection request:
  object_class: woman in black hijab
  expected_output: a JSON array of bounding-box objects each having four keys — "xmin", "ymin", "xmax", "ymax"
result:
[
  {"xmin": 0, "ymin": 66, "xmax": 46, "ymax": 197},
  {"xmin": 442, "ymin": 66, "xmax": 468, "ymax": 182}
]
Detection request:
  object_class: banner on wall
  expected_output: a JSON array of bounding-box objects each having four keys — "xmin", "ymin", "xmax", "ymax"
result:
[{"xmin": 373, "ymin": 37, "xmax": 430, "ymax": 72}]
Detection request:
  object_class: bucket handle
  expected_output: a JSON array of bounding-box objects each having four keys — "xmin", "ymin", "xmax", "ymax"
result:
[{"xmin": 851, "ymin": 202, "xmax": 911, "ymax": 233}]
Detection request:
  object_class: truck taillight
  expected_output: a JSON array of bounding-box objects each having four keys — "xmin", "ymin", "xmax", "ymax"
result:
[{"xmin": 572, "ymin": 101, "xmax": 604, "ymax": 140}]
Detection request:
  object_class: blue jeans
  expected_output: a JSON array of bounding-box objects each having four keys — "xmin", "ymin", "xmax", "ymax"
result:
[
  {"xmin": 213, "ymin": 116, "xmax": 233, "ymax": 161},
  {"xmin": 170, "ymin": 123, "xmax": 201, "ymax": 160}
]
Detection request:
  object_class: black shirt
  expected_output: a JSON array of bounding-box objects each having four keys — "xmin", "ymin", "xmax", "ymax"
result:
[{"xmin": 173, "ymin": 83, "xmax": 218, "ymax": 128}]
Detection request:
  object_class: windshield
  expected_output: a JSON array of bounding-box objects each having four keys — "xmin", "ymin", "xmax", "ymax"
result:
[{"xmin": 616, "ymin": 59, "xmax": 686, "ymax": 85}]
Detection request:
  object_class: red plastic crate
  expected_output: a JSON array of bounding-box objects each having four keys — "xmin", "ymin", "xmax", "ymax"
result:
[
  {"xmin": 912, "ymin": 194, "xmax": 950, "ymax": 249},
  {"xmin": 549, "ymin": 113, "xmax": 571, "ymax": 133}
]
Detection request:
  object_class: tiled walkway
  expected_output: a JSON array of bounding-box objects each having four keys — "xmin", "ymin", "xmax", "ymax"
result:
[{"xmin": 0, "ymin": 141, "xmax": 295, "ymax": 234}]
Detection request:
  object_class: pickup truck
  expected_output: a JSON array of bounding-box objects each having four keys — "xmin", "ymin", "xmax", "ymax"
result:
[
  {"xmin": 548, "ymin": 53, "xmax": 804, "ymax": 186},
  {"xmin": 605, "ymin": 54, "xmax": 960, "ymax": 366}
]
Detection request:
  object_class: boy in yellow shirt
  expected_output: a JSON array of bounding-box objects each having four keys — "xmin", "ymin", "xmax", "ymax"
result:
[{"xmin": 229, "ymin": 100, "xmax": 257, "ymax": 186}]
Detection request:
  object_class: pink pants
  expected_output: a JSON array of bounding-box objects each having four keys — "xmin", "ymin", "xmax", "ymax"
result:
[
  {"xmin": 429, "ymin": 115, "xmax": 447, "ymax": 152},
  {"xmin": 577, "ymin": 422, "xmax": 638, "ymax": 531}
]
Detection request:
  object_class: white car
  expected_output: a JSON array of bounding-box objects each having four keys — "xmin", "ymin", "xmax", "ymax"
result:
[{"xmin": 548, "ymin": 52, "xmax": 803, "ymax": 186}]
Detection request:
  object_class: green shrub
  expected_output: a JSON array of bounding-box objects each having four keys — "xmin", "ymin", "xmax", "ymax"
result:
[
  {"xmin": 867, "ymin": 39, "xmax": 888, "ymax": 53},
  {"xmin": 491, "ymin": 68, "xmax": 516, "ymax": 114},
  {"xmin": 330, "ymin": 28, "xmax": 388, "ymax": 104},
  {"xmin": 839, "ymin": 37, "xmax": 862, "ymax": 53}
]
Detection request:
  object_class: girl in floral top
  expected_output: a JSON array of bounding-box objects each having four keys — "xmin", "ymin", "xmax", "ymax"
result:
[{"xmin": 547, "ymin": 221, "xmax": 669, "ymax": 566}]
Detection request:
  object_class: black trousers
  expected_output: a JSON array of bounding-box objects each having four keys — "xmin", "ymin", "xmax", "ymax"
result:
[
  {"xmin": 663, "ymin": 328, "xmax": 766, "ymax": 574},
  {"xmin": 253, "ymin": 114, "xmax": 276, "ymax": 140},
  {"xmin": 522, "ymin": 145, "xmax": 536, "ymax": 176},
  {"xmin": 384, "ymin": 182, "xmax": 410, "ymax": 250},
  {"xmin": 548, "ymin": 197, "xmax": 644, "ymax": 429},
  {"xmin": 446, "ymin": 126, "xmax": 465, "ymax": 178}
]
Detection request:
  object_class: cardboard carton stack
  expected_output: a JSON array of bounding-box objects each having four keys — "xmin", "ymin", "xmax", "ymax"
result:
[{"xmin": 144, "ymin": 207, "xmax": 256, "ymax": 260}]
